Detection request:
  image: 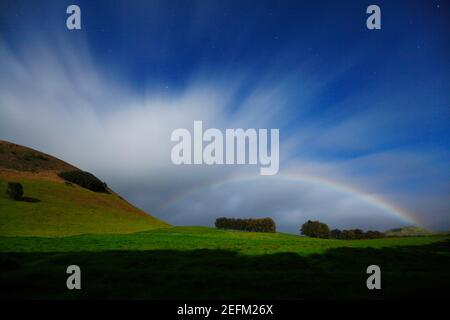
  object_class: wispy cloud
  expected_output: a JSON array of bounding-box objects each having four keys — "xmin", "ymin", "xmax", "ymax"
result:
[{"xmin": 0, "ymin": 23, "xmax": 448, "ymax": 233}]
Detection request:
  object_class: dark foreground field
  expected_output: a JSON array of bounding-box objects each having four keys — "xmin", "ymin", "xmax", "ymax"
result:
[{"xmin": 1, "ymin": 227, "xmax": 449, "ymax": 299}]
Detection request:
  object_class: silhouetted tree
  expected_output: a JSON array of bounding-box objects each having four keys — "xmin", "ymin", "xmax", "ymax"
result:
[
  {"xmin": 6, "ymin": 182, "xmax": 23, "ymax": 200},
  {"xmin": 300, "ymin": 220, "xmax": 330, "ymax": 238},
  {"xmin": 58, "ymin": 170, "xmax": 108, "ymax": 193},
  {"xmin": 340, "ymin": 229, "xmax": 355, "ymax": 240},
  {"xmin": 215, "ymin": 217, "xmax": 276, "ymax": 233},
  {"xmin": 365, "ymin": 230, "xmax": 384, "ymax": 239},
  {"xmin": 330, "ymin": 229, "xmax": 342, "ymax": 239},
  {"xmin": 353, "ymin": 229, "xmax": 364, "ymax": 240}
]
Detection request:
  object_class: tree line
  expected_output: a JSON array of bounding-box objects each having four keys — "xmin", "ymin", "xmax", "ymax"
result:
[
  {"xmin": 214, "ymin": 217, "xmax": 385, "ymax": 239},
  {"xmin": 215, "ymin": 217, "xmax": 276, "ymax": 233},
  {"xmin": 300, "ymin": 220, "xmax": 384, "ymax": 239}
]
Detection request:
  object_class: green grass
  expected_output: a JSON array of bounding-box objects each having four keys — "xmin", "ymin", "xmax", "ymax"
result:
[
  {"xmin": 1, "ymin": 142, "xmax": 449, "ymax": 299},
  {"xmin": 0, "ymin": 178, "xmax": 170, "ymax": 237},
  {"xmin": 0, "ymin": 226, "xmax": 447, "ymax": 255},
  {"xmin": 5, "ymin": 141, "xmax": 447, "ymax": 298},
  {"xmin": 1, "ymin": 227, "xmax": 449, "ymax": 299}
]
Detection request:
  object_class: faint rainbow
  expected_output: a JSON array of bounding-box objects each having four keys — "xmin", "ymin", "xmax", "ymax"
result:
[{"xmin": 160, "ymin": 172, "xmax": 421, "ymax": 226}]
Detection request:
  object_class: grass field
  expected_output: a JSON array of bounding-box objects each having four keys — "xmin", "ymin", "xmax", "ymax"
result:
[
  {"xmin": 0, "ymin": 226, "xmax": 447, "ymax": 254},
  {"xmin": 1, "ymin": 227, "xmax": 449, "ymax": 299},
  {"xmin": 1, "ymin": 141, "xmax": 449, "ymax": 299}
]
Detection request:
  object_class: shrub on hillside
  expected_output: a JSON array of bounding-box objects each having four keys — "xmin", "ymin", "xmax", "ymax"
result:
[
  {"xmin": 6, "ymin": 182, "xmax": 23, "ymax": 200},
  {"xmin": 300, "ymin": 220, "xmax": 330, "ymax": 238},
  {"xmin": 215, "ymin": 217, "xmax": 276, "ymax": 233},
  {"xmin": 22, "ymin": 153, "xmax": 49, "ymax": 162},
  {"xmin": 58, "ymin": 170, "xmax": 108, "ymax": 193}
]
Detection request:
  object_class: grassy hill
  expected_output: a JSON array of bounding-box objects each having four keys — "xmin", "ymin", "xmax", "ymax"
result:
[
  {"xmin": 0, "ymin": 140, "xmax": 170, "ymax": 236},
  {"xmin": 1, "ymin": 140, "xmax": 449, "ymax": 299}
]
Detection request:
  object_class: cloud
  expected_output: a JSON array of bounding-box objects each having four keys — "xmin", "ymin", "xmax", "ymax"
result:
[{"xmin": 0, "ymin": 29, "xmax": 448, "ymax": 233}]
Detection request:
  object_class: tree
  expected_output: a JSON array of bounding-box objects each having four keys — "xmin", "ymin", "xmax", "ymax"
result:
[
  {"xmin": 300, "ymin": 220, "xmax": 330, "ymax": 239},
  {"xmin": 330, "ymin": 229, "xmax": 342, "ymax": 239},
  {"xmin": 365, "ymin": 230, "xmax": 384, "ymax": 239},
  {"xmin": 353, "ymin": 229, "xmax": 364, "ymax": 240},
  {"xmin": 6, "ymin": 182, "xmax": 23, "ymax": 200},
  {"xmin": 340, "ymin": 229, "xmax": 355, "ymax": 240},
  {"xmin": 58, "ymin": 170, "xmax": 108, "ymax": 193},
  {"xmin": 215, "ymin": 217, "xmax": 276, "ymax": 233}
]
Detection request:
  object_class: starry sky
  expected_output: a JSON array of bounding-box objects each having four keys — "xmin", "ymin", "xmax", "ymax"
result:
[{"xmin": 0, "ymin": 0, "xmax": 449, "ymax": 233}]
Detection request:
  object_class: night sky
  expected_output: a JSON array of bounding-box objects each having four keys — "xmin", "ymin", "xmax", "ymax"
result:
[{"xmin": 0, "ymin": 0, "xmax": 449, "ymax": 233}]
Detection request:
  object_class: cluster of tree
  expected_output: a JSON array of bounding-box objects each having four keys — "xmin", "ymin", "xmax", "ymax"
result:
[
  {"xmin": 58, "ymin": 170, "xmax": 109, "ymax": 193},
  {"xmin": 6, "ymin": 182, "xmax": 23, "ymax": 200},
  {"xmin": 330, "ymin": 228, "xmax": 384, "ymax": 240},
  {"xmin": 215, "ymin": 217, "xmax": 276, "ymax": 233},
  {"xmin": 300, "ymin": 220, "xmax": 330, "ymax": 238},
  {"xmin": 300, "ymin": 220, "xmax": 384, "ymax": 239}
]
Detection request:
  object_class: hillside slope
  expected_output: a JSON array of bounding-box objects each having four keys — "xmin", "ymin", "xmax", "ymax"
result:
[
  {"xmin": 384, "ymin": 226, "xmax": 433, "ymax": 237},
  {"xmin": 0, "ymin": 140, "xmax": 170, "ymax": 236}
]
